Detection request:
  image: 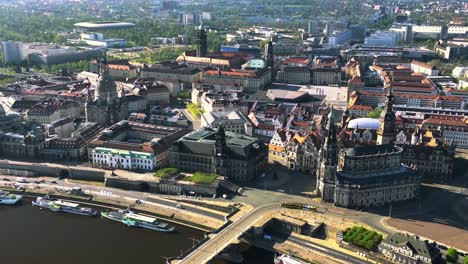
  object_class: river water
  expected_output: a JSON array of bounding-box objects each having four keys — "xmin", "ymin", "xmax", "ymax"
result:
[
  {"xmin": 0, "ymin": 198, "xmax": 204, "ymax": 264},
  {"xmin": 0, "ymin": 198, "xmax": 275, "ymax": 264}
]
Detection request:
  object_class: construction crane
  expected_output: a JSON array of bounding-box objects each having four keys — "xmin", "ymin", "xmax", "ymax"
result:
[{"xmin": 144, "ymin": 47, "xmax": 153, "ymax": 65}]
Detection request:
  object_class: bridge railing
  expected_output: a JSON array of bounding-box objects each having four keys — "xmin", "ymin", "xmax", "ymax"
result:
[{"xmin": 166, "ymin": 220, "xmax": 234, "ymax": 264}]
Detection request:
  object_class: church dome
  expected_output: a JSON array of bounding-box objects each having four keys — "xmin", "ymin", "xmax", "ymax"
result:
[{"xmin": 348, "ymin": 118, "xmax": 380, "ymax": 130}]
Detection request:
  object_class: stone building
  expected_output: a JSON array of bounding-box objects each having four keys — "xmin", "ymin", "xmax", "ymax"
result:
[
  {"xmin": 169, "ymin": 127, "xmax": 267, "ymax": 182},
  {"xmin": 268, "ymin": 129, "xmax": 320, "ymax": 173},
  {"xmin": 85, "ymin": 61, "xmax": 128, "ymax": 127},
  {"xmin": 316, "ymin": 102, "xmax": 420, "ymax": 208},
  {"xmin": 379, "ymin": 233, "xmax": 442, "ymax": 264}
]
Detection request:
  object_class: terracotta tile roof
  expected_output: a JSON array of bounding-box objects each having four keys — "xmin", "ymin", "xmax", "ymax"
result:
[
  {"xmin": 423, "ymin": 115, "xmax": 468, "ymax": 127},
  {"xmin": 108, "ymin": 64, "xmax": 133, "ymax": 71},
  {"xmin": 349, "ymin": 104, "xmax": 373, "ymax": 111},
  {"xmin": 205, "ymin": 69, "xmax": 258, "ymax": 78}
]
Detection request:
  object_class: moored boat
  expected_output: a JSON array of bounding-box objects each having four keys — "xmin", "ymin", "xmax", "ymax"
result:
[
  {"xmin": 123, "ymin": 212, "xmax": 175, "ymax": 232},
  {"xmin": 32, "ymin": 197, "xmax": 97, "ymax": 216},
  {"xmin": 0, "ymin": 191, "xmax": 22, "ymax": 205}
]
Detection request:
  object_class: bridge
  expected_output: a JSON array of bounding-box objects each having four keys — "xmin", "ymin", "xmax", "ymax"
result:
[{"xmin": 173, "ymin": 203, "xmax": 279, "ymax": 264}]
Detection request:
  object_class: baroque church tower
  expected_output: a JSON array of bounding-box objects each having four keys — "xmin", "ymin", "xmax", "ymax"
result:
[
  {"xmin": 377, "ymin": 89, "xmax": 396, "ymax": 145},
  {"xmin": 316, "ymin": 106, "xmax": 338, "ymax": 202},
  {"xmin": 85, "ymin": 56, "xmax": 128, "ymax": 126}
]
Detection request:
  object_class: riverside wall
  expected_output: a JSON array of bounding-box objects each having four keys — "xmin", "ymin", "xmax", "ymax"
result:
[{"xmin": 0, "ymin": 160, "xmax": 106, "ymax": 181}]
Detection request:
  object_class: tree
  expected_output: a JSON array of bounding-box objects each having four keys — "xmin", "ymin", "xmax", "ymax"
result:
[
  {"xmin": 464, "ymin": 255, "xmax": 468, "ymax": 264},
  {"xmin": 367, "ymin": 108, "xmax": 384, "ymax": 118},
  {"xmin": 446, "ymin": 248, "xmax": 459, "ymax": 263}
]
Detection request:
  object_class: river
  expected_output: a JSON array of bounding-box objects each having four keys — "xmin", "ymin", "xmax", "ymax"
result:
[
  {"xmin": 0, "ymin": 197, "xmax": 275, "ymax": 264},
  {"xmin": 0, "ymin": 198, "xmax": 204, "ymax": 264}
]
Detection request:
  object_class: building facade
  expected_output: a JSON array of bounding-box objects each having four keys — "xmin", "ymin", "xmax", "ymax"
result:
[
  {"xmin": 169, "ymin": 127, "xmax": 267, "ymax": 182},
  {"xmin": 92, "ymin": 147, "xmax": 156, "ymax": 171},
  {"xmin": 379, "ymin": 233, "xmax": 442, "ymax": 264},
  {"xmin": 316, "ymin": 104, "xmax": 420, "ymax": 209}
]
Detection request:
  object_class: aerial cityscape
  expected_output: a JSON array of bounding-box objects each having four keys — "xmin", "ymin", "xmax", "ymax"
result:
[{"xmin": 0, "ymin": 0, "xmax": 467, "ymax": 263}]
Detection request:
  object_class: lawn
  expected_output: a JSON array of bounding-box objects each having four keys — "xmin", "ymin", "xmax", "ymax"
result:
[
  {"xmin": 187, "ymin": 103, "xmax": 202, "ymax": 118},
  {"xmin": 343, "ymin": 226, "xmax": 383, "ymax": 250},
  {"xmin": 154, "ymin": 167, "xmax": 179, "ymax": 178},
  {"xmin": 180, "ymin": 172, "xmax": 219, "ymax": 184},
  {"xmin": 191, "ymin": 172, "xmax": 219, "ymax": 184}
]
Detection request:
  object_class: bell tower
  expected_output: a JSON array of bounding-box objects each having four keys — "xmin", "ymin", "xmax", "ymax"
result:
[
  {"xmin": 377, "ymin": 89, "xmax": 396, "ymax": 145},
  {"xmin": 316, "ymin": 106, "xmax": 338, "ymax": 202}
]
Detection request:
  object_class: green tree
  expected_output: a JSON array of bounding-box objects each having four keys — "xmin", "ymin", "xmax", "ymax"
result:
[
  {"xmin": 367, "ymin": 108, "xmax": 384, "ymax": 118},
  {"xmin": 464, "ymin": 255, "xmax": 468, "ymax": 264},
  {"xmin": 446, "ymin": 248, "xmax": 458, "ymax": 263}
]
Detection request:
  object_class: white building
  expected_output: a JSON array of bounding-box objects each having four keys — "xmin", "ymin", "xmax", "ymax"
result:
[
  {"xmin": 201, "ymin": 110, "xmax": 253, "ymax": 136},
  {"xmin": 92, "ymin": 147, "xmax": 156, "ymax": 171}
]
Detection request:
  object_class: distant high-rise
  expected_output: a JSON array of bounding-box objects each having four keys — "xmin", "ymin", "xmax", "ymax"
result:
[
  {"xmin": 1, "ymin": 41, "xmax": 23, "ymax": 65},
  {"xmin": 440, "ymin": 24, "xmax": 449, "ymax": 40},
  {"xmin": 196, "ymin": 25, "xmax": 208, "ymax": 57},
  {"xmin": 265, "ymin": 41, "xmax": 274, "ymax": 68},
  {"xmin": 324, "ymin": 22, "xmax": 334, "ymax": 39},
  {"xmin": 349, "ymin": 24, "xmax": 366, "ymax": 43},
  {"xmin": 405, "ymin": 24, "xmax": 413, "ymax": 44},
  {"xmin": 308, "ymin": 21, "xmax": 319, "ymax": 34}
]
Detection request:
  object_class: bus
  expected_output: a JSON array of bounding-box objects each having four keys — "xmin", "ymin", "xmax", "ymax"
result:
[{"xmin": 280, "ymin": 202, "xmax": 317, "ymax": 211}]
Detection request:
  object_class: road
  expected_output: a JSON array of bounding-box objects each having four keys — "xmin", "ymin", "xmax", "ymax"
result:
[
  {"xmin": 286, "ymin": 236, "xmax": 372, "ymax": 264},
  {"xmin": 0, "ymin": 176, "xmax": 226, "ymax": 222},
  {"xmin": 176, "ymin": 203, "xmax": 279, "ymax": 264}
]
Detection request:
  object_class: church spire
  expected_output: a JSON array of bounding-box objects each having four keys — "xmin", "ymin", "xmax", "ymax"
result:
[
  {"xmin": 322, "ymin": 105, "xmax": 338, "ymax": 165},
  {"xmin": 377, "ymin": 88, "xmax": 396, "ymax": 145}
]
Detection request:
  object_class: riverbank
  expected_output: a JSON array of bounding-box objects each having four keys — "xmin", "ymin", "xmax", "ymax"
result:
[{"xmin": 0, "ymin": 177, "xmax": 234, "ymax": 232}]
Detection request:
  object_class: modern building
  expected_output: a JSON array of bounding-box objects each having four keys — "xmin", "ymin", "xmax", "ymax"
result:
[
  {"xmin": 364, "ymin": 31, "xmax": 401, "ymax": 47},
  {"xmin": 24, "ymin": 44, "xmax": 103, "ymax": 66},
  {"xmin": 379, "ymin": 233, "xmax": 442, "ymax": 264},
  {"xmin": 196, "ymin": 25, "xmax": 208, "ymax": 57},
  {"xmin": 74, "ymin": 21, "xmax": 135, "ymax": 31},
  {"xmin": 221, "ymin": 44, "xmax": 262, "ymax": 59},
  {"xmin": 1, "ymin": 41, "xmax": 23, "ymax": 65},
  {"xmin": 349, "ymin": 25, "xmax": 366, "ymax": 43},
  {"xmin": 169, "ymin": 127, "xmax": 268, "ymax": 182},
  {"xmin": 80, "ymin": 32, "xmax": 126, "ymax": 48}
]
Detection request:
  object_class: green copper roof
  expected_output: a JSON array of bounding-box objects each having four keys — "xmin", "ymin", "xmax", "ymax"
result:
[
  {"xmin": 94, "ymin": 147, "xmax": 154, "ymax": 159},
  {"xmin": 243, "ymin": 59, "xmax": 266, "ymax": 69}
]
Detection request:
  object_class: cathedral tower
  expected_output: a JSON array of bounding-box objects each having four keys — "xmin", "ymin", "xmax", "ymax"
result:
[
  {"xmin": 316, "ymin": 106, "xmax": 338, "ymax": 202},
  {"xmin": 377, "ymin": 89, "xmax": 396, "ymax": 145}
]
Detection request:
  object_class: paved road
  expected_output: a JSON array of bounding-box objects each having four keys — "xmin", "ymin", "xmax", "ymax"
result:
[
  {"xmin": 176, "ymin": 203, "xmax": 279, "ymax": 264},
  {"xmin": 287, "ymin": 236, "xmax": 372, "ymax": 264},
  {"xmin": 145, "ymin": 196, "xmax": 225, "ymax": 220},
  {"xmin": 0, "ymin": 177, "xmax": 225, "ymax": 221}
]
